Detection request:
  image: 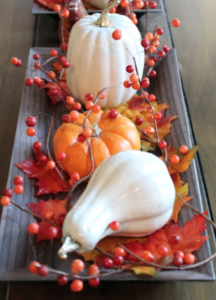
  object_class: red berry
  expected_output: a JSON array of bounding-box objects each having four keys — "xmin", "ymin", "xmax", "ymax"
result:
[
  {"xmin": 169, "ymin": 234, "xmax": 181, "ymax": 245},
  {"xmin": 183, "ymin": 253, "xmax": 196, "ymax": 264},
  {"xmin": 57, "ymin": 152, "xmax": 66, "ymax": 161},
  {"xmin": 34, "ymin": 62, "xmax": 41, "ymax": 70},
  {"xmin": 28, "ymin": 223, "xmax": 39, "ymax": 234},
  {"xmin": 135, "ymin": 116, "xmax": 143, "ymax": 125},
  {"xmin": 71, "ymin": 259, "xmax": 85, "ymax": 274},
  {"xmin": 140, "ymin": 251, "xmax": 155, "ymax": 262},
  {"xmin": 33, "ymin": 53, "xmax": 40, "ymax": 60},
  {"xmin": 59, "ymin": 55, "xmax": 66, "ymax": 63},
  {"xmin": 25, "ymin": 116, "xmax": 37, "ymax": 127},
  {"xmin": 141, "ymin": 78, "xmax": 150, "ymax": 88},
  {"xmin": 85, "ymin": 93, "xmax": 94, "ymax": 101},
  {"xmin": 50, "ymin": 49, "xmax": 58, "ymax": 57},
  {"xmin": 60, "ymin": 43, "xmax": 68, "ymax": 52},
  {"xmin": 62, "ymin": 114, "xmax": 71, "ymax": 123},
  {"xmin": 126, "ymin": 65, "xmax": 134, "ymax": 73},
  {"xmin": 62, "ymin": 60, "xmax": 70, "ymax": 68},
  {"xmin": 33, "ymin": 77, "xmax": 41, "ymax": 85},
  {"xmin": 141, "ymin": 38, "xmax": 150, "ymax": 48},
  {"xmin": 103, "ymin": 258, "xmax": 114, "ymax": 269},
  {"xmin": 163, "ymin": 45, "xmax": 170, "ymax": 53},
  {"xmin": 113, "ymin": 255, "xmax": 124, "ymax": 265},
  {"xmin": 156, "ymin": 28, "xmax": 164, "ymax": 36},
  {"xmin": 158, "ymin": 245, "xmax": 169, "ymax": 257},
  {"xmin": 70, "ymin": 280, "xmax": 83, "ymax": 292},
  {"xmin": 38, "ymin": 265, "xmax": 49, "ymax": 277},
  {"xmin": 77, "ymin": 134, "xmax": 86, "ymax": 143},
  {"xmin": 37, "ymin": 80, "xmax": 45, "ymax": 88},
  {"xmin": 13, "ymin": 176, "xmax": 23, "ymax": 185},
  {"xmin": 114, "ymin": 247, "xmax": 126, "ymax": 257},
  {"xmin": 38, "ymin": 154, "xmax": 47, "ymax": 162},
  {"xmin": 148, "ymin": 94, "xmax": 156, "ymax": 102},
  {"xmin": 87, "ymin": 264, "xmax": 100, "ymax": 276},
  {"xmin": 47, "ymin": 71, "xmax": 56, "ymax": 79},
  {"xmin": 47, "ymin": 226, "xmax": 58, "ymax": 239},
  {"xmin": 112, "ymin": 29, "xmax": 122, "ymax": 40},
  {"xmin": 11, "ymin": 57, "xmax": 18, "ymax": 65},
  {"xmin": 150, "ymin": 70, "xmax": 157, "ymax": 77},
  {"xmin": 157, "ymin": 50, "xmax": 166, "ymax": 58},
  {"xmin": 25, "ymin": 78, "xmax": 34, "ymax": 87},
  {"xmin": 109, "ymin": 221, "xmax": 120, "ymax": 231},
  {"xmin": 154, "ymin": 112, "xmax": 162, "ymax": 120},
  {"xmin": 179, "ymin": 145, "xmax": 189, "ymax": 154},
  {"xmin": 1, "ymin": 196, "xmax": 10, "ymax": 206},
  {"xmin": 14, "ymin": 185, "xmax": 24, "ymax": 194},
  {"xmin": 89, "ymin": 278, "xmax": 100, "ymax": 288},
  {"xmin": 108, "ymin": 109, "xmax": 118, "ymax": 119},
  {"xmin": 171, "ymin": 18, "xmax": 181, "ymax": 27},
  {"xmin": 173, "ymin": 256, "xmax": 183, "ymax": 267},
  {"xmin": 73, "ymin": 102, "xmax": 81, "ymax": 110},
  {"xmin": 29, "ymin": 261, "xmax": 41, "ymax": 274},
  {"xmin": 15, "ymin": 60, "xmax": 22, "ymax": 67},
  {"xmin": 170, "ymin": 154, "xmax": 180, "ymax": 164},
  {"xmin": 123, "ymin": 80, "xmax": 132, "ymax": 88},
  {"xmin": 2, "ymin": 188, "xmax": 13, "ymax": 197},
  {"xmin": 158, "ymin": 140, "xmax": 167, "ymax": 149},
  {"xmin": 149, "ymin": 1, "xmax": 157, "ymax": 9},
  {"xmin": 57, "ymin": 275, "xmax": 68, "ymax": 286},
  {"xmin": 70, "ymin": 172, "xmax": 80, "ymax": 181},
  {"xmin": 174, "ymin": 251, "xmax": 184, "ymax": 259}
]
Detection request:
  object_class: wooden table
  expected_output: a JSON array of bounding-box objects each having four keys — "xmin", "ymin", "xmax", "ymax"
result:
[{"xmin": 1, "ymin": 0, "xmax": 216, "ymax": 299}]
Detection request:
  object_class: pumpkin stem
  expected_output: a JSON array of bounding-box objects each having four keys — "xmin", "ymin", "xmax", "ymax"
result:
[
  {"xmin": 91, "ymin": 123, "xmax": 102, "ymax": 137},
  {"xmin": 58, "ymin": 236, "xmax": 80, "ymax": 259},
  {"xmin": 96, "ymin": 0, "xmax": 121, "ymax": 27}
]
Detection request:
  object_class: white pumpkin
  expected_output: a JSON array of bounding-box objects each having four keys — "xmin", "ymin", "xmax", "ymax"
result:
[
  {"xmin": 88, "ymin": 0, "xmax": 109, "ymax": 9},
  {"xmin": 66, "ymin": 2, "xmax": 144, "ymax": 108},
  {"xmin": 58, "ymin": 150, "xmax": 175, "ymax": 257}
]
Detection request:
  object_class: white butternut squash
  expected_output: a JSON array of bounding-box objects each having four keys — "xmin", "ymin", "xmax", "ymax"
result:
[{"xmin": 58, "ymin": 150, "xmax": 175, "ymax": 258}]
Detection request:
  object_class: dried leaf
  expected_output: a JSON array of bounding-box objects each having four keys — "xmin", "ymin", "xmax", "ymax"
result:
[{"xmin": 45, "ymin": 81, "xmax": 69, "ymax": 106}]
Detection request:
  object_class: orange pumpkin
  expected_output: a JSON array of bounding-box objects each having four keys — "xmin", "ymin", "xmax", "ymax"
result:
[{"xmin": 53, "ymin": 110, "xmax": 141, "ymax": 179}]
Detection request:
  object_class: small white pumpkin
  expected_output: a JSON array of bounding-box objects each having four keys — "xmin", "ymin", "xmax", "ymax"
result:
[
  {"xmin": 58, "ymin": 150, "xmax": 175, "ymax": 257},
  {"xmin": 88, "ymin": 0, "xmax": 109, "ymax": 9},
  {"xmin": 66, "ymin": 1, "xmax": 144, "ymax": 108}
]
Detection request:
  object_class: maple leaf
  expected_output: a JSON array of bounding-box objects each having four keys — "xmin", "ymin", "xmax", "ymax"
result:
[
  {"xmin": 114, "ymin": 94, "xmax": 177, "ymax": 151},
  {"xmin": 27, "ymin": 198, "xmax": 67, "ymax": 242},
  {"xmin": 36, "ymin": 0, "xmax": 58, "ymax": 9},
  {"xmin": 45, "ymin": 81, "xmax": 69, "ymax": 106},
  {"xmin": 15, "ymin": 150, "xmax": 68, "ymax": 196},
  {"xmin": 162, "ymin": 145, "xmax": 199, "ymax": 175},
  {"xmin": 52, "ymin": 62, "xmax": 66, "ymax": 81},
  {"xmin": 170, "ymin": 173, "xmax": 193, "ymax": 222}
]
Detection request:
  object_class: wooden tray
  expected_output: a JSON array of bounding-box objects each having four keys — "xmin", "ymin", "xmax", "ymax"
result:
[
  {"xmin": 32, "ymin": 0, "xmax": 164, "ymax": 15},
  {"xmin": 0, "ymin": 47, "xmax": 214, "ymax": 281}
]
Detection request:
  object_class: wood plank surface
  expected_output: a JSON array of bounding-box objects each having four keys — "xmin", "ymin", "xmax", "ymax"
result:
[{"xmin": 1, "ymin": 0, "xmax": 216, "ymax": 299}]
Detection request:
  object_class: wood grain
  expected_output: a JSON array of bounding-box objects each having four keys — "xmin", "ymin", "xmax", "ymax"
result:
[{"xmin": 0, "ymin": 48, "xmax": 214, "ymax": 282}]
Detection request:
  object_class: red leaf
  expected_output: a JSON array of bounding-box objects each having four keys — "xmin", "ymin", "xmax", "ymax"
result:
[
  {"xmin": 27, "ymin": 198, "xmax": 67, "ymax": 242},
  {"xmin": 15, "ymin": 150, "xmax": 68, "ymax": 196},
  {"xmin": 36, "ymin": 0, "xmax": 58, "ymax": 9},
  {"xmin": 45, "ymin": 81, "xmax": 69, "ymax": 106}
]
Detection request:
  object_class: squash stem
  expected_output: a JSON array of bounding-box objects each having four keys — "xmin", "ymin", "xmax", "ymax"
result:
[{"xmin": 96, "ymin": 0, "xmax": 121, "ymax": 27}]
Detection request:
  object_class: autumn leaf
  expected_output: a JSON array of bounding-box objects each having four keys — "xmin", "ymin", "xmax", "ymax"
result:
[
  {"xmin": 114, "ymin": 94, "xmax": 177, "ymax": 151},
  {"xmin": 36, "ymin": 0, "xmax": 59, "ymax": 9},
  {"xmin": 170, "ymin": 173, "xmax": 193, "ymax": 222},
  {"xmin": 15, "ymin": 149, "xmax": 68, "ymax": 196},
  {"xmin": 27, "ymin": 198, "xmax": 67, "ymax": 242},
  {"xmin": 52, "ymin": 62, "xmax": 66, "ymax": 81},
  {"xmin": 45, "ymin": 81, "xmax": 69, "ymax": 106}
]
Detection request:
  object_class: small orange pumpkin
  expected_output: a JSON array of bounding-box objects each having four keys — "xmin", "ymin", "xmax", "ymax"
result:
[{"xmin": 53, "ymin": 110, "xmax": 141, "ymax": 179}]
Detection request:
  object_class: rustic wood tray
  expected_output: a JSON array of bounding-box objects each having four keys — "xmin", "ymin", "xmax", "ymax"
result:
[
  {"xmin": 0, "ymin": 47, "xmax": 214, "ymax": 281},
  {"xmin": 32, "ymin": 0, "xmax": 164, "ymax": 15}
]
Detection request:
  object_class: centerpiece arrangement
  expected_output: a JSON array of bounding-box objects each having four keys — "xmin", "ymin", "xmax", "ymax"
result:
[{"xmin": 0, "ymin": 0, "xmax": 215, "ymax": 293}]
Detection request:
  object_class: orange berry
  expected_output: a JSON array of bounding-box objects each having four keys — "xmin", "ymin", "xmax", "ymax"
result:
[
  {"xmin": 28, "ymin": 223, "xmax": 39, "ymax": 234},
  {"xmin": 44, "ymin": 210, "xmax": 54, "ymax": 220},
  {"xmin": 148, "ymin": 59, "xmax": 155, "ymax": 67},
  {"xmin": 71, "ymin": 259, "xmax": 85, "ymax": 274},
  {"xmin": 11, "ymin": 57, "xmax": 18, "ymax": 65},
  {"xmin": 145, "ymin": 32, "xmax": 153, "ymax": 41},
  {"xmin": 85, "ymin": 101, "xmax": 94, "ymax": 110},
  {"xmin": 109, "ymin": 7, "xmax": 116, "ymax": 13},
  {"xmin": 121, "ymin": 0, "xmax": 129, "ymax": 7},
  {"xmin": 92, "ymin": 105, "xmax": 101, "ymax": 113},
  {"xmin": 170, "ymin": 154, "xmax": 180, "ymax": 164},
  {"xmin": 183, "ymin": 253, "xmax": 196, "ymax": 265},
  {"xmin": 97, "ymin": 90, "xmax": 106, "ymax": 99},
  {"xmin": 87, "ymin": 264, "xmax": 100, "ymax": 276},
  {"xmin": 172, "ymin": 18, "xmax": 181, "ymax": 27},
  {"xmin": 109, "ymin": 221, "xmax": 120, "ymax": 231},
  {"xmin": 69, "ymin": 110, "xmax": 79, "ymax": 121},
  {"xmin": 147, "ymin": 106, "xmax": 154, "ymax": 113},
  {"xmin": 140, "ymin": 251, "xmax": 155, "ymax": 262},
  {"xmin": 112, "ymin": 29, "xmax": 122, "ymax": 40},
  {"xmin": 146, "ymin": 126, "xmax": 155, "ymax": 134},
  {"xmin": 114, "ymin": 247, "xmax": 126, "ymax": 257},
  {"xmin": 29, "ymin": 261, "xmax": 41, "ymax": 274},
  {"xmin": 53, "ymin": 4, "xmax": 61, "ymax": 12},
  {"xmin": 73, "ymin": 102, "xmax": 82, "ymax": 110},
  {"xmin": 132, "ymin": 81, "xmax": 140, "ymax": 90},
  {"xmin": 83, "ymin": 128, "xmax": 92, "ymax": 138},
  {"xmin": 70, "ymin": 280, "xmax": 83, "ymax": 292},
  {"xmin": 1, "ymin": 196, "xmax": 10, "ymax": 206},
  {"xmin": 152, "ymin": 40, "xmax": 160, "ymax": 47},
  {"xmin": 47, "ymin": 71, "xmax": 56, "ymax": 79},
  {"xmin": 14, "ymin": 185, "xmax": 24, "ymax": 194},
  {"xmin": 130, "ymin": 73, "xmax": 139, "ymax": 82},
  {"xmin": 179, "ymin": 145, "xmax": 189, "ymax": 154},
  {"xmin": 149, "ymin": 46, "xmax": 157, "ymax": 53},
  {"xmin": 66, "ymin": 96, "xmax": 75, "ymax": 105},
  {"xmin": 46, "ymin": 161, "xmax": 55, "ymax": 169},
  {"xmin": 133, "ymin": 18, "xmax": 138, "ymax": 25},
  {"xmin": 26, "ymin": 128, "xmax": 36, "ymax": 137}
]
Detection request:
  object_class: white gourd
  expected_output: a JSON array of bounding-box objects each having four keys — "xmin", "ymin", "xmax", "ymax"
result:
[
  {"xmin": 59, "ymin": 150, "xmax": 176, "ymax": 257},
  {"xmin": 88, "ymin": 0, "xmax": 109, "ymax": 9},
  {"xmin": 66, "ymin": 1, "xmax": 144, "ymax": 108}
]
